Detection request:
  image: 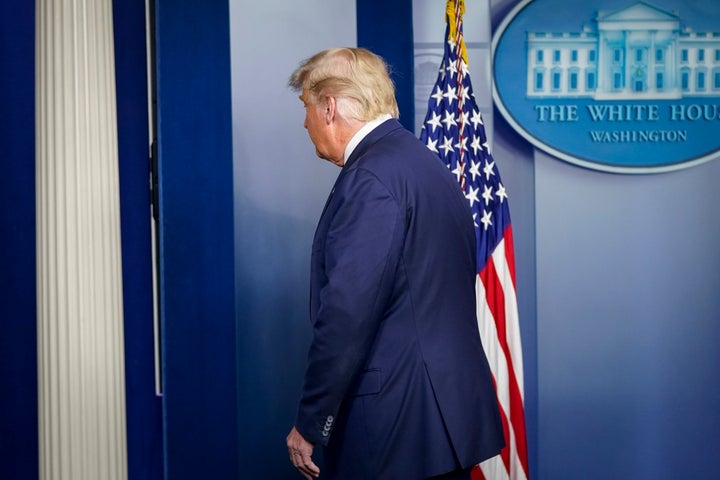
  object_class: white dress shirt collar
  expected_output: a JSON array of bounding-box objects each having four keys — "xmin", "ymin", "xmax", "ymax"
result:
[{"xmin": 343, "ymin": 114, "xmax": 393, "ymax": 165}]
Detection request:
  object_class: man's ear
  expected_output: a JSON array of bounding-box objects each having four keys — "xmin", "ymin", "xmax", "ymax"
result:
[{"xmin": 323, "ymin": 95, "xmax": 336, "ymax": 124}]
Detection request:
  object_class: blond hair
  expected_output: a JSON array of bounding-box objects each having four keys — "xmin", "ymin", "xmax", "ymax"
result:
[{"xmin": 288, "ymin": 47, "xmax": 400, "ymax": 121}]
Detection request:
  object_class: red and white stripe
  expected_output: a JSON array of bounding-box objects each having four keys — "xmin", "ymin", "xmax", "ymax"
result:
[{"xmin": 472, "ymin": 228, "xmax": 529, "ymax": 480}]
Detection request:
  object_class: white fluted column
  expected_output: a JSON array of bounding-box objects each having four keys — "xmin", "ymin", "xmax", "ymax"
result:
[{"xmin": 36, "ymin": 0, "xmax": 127, "ymax": 479}]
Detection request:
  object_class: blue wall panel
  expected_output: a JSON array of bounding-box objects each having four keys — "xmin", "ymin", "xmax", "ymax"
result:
[
  {"xmin": 155, "ymin": 0, "xmax": 239, "ymax": 478},
  {"xmin": 357, "ymin": 0, "xmax": 415, "ymax": 132},
  {"xmin": 535, "ymin": 154, "xmax": 720, "ymax": 479}
]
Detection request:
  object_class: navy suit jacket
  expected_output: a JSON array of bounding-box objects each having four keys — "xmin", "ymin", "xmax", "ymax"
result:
[{"xmin": 296, "ymin": 119, "xmax": 504, "ymax": 479}]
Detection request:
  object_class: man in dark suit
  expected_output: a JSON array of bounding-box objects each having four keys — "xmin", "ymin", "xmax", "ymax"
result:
[{"xmin": 286, "ymin": 47, "xmax": 504, "ymax": 480}]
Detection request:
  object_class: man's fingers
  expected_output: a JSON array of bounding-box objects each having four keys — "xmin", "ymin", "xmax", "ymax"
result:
[
  {"xmin": 288, "ymin": 450, "xmax": 318, "ymax": 478},
  {"xmin": 288, "ymin": 449, "xmax": 319, "ymax": 479},
  {"xmin": 296, "ymin": 453, "xmax": 320, "ymax": 479},
  {"xmin": 287, "ymin": 427, "xmax": 320, "ymax": 479}
]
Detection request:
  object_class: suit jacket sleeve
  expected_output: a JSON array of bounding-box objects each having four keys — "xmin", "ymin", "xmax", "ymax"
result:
[{"xmin": 295, "ymin": 166, "xmax": 404, "ymax": 446}]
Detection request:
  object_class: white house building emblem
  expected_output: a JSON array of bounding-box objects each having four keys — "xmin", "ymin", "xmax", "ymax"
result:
[{"xmin": 492, "ymin": 0, "xmax": 720, "ymax": 173}]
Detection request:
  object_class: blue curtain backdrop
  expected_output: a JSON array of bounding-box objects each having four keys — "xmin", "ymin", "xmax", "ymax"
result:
[
  {"xmin": 0, "ymin": 2, "xmax": 37, "ymax": 478},
  {"xmin": 0, "ymin": 1, "xmax": 161, "ymax": 479}
]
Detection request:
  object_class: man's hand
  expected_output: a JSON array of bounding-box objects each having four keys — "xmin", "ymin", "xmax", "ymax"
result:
[{"xmin": 286, "ymin": 426, "xmax": 320, "ymax": 479}]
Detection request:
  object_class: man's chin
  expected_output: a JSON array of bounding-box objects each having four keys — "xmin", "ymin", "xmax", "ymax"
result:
[{"xmin": 314, "ymin": 149, "xmax": 343, "ymax": 167}]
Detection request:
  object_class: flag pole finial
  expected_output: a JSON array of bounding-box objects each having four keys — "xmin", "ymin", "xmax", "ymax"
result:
[{"xmin": 445, "ymin": 0, "xmax": 468, "ymax": 65}]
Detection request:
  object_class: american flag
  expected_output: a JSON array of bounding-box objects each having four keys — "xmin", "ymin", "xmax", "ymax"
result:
[{"xmin": 418, "ymin": 1, "xmax": 529, "ymax": 479}]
